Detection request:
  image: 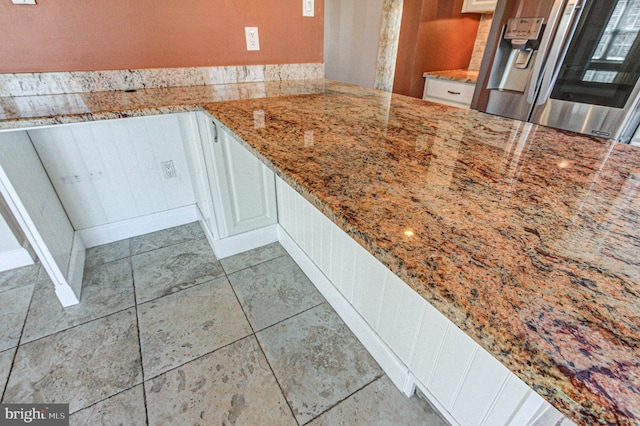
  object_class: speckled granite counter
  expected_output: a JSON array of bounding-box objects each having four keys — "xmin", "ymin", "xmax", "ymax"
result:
[
  {"xmin": 1, "ymin": 80, "xmax": 638, "ymax": 425},
  {"xmin": 422, "ymin": 69, "xmax": 479, "ymax": 84}
]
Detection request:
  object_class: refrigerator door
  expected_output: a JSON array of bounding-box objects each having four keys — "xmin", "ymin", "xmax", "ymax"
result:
[
  {"xmin": 472, "ymin": 0, "xmax": 565, "ymax": 121},
  {"xmin": 531, "ymin": 0, "xmax": 640, "ymax": 141}
]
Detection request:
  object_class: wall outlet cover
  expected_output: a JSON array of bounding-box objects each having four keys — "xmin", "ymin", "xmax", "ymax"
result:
[{"xmin": 245, "ymin": 27, "xmax": 260, "ymax": 51}]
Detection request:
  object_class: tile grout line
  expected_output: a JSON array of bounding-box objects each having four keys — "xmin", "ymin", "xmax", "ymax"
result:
[
  {"xmin": 225, "ymin": 271, "xmax": 301, "ymax": 426},
  {"xmin": 17, "ymin": 303, "xmax": 138, "ymax": 347},
  {"xmin": 129, "ymin": 253, "xmax": 151, "ymax": 426},
  {"xmin": 134, "ymin": 271, "xmax": 227, "ymax": 307},
  {"xmin": 0, "ymin": 265, "xmax": 41, "ymax": 402},
  {"xmin": 252, "ymin": 301, "xmax": 327, "ymax": 334},
  {"xmin": 301, "ymin": 373, "xmax": 386, "ymax": 425},
  {"xmin": 128, "ymin": 231, "xmax": 206, "ymax": 258},
  {"xmin": 220, "ymin": 251, "xmax": 289, "ymax": 276}
]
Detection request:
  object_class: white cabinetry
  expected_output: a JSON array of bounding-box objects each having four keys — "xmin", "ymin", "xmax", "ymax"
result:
[
  {"xmin": 197, "ymin": 114, "xmax": 277, "ymax": 238},
  {"xmin": 0, "ymin": 112, "xmax": 278, "ymax": 306},
  {"xmin": 191, "ymin": 112, "xmax": 278, "ymax": 258},
  {"xmin": 461, "ymin": 0, "xmax": 497, "ymax": 13},
  {"xmin": 423, "ymin": 78, "xmax": 476, "ymax": 109}
]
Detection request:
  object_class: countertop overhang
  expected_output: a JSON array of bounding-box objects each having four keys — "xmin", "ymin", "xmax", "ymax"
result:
[{"xmin": 1, "ymin": 79, "xmax": 638, "ymax": 425}]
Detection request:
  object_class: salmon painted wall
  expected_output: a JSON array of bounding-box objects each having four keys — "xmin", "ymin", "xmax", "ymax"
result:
[
  {"xmin": 394, "ymin": 0, "xmax": 480, "ymax": 98},
  {"xmin": 0, "ymin": 0, "xmax": 324, "ymax": 73}
]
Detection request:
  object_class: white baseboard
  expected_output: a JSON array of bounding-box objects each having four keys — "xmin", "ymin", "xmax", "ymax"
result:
[
  {"xmin": 77, "ymin": 205, "xmax": 199, "ymax": 248},
  {"xmin": 0, "ymin": 247, "xmax": 34, "ymax": 272},
  {"xmin": 55, "ymin": 284, "xmax": 80, "ymax": 307},
  {"xmin": 276, "ymin": 225, "xmax": 411, "ymax": 393},
  {"xmin": 213, "ymin": 225, "xmax": 278, "ymax": 259}
]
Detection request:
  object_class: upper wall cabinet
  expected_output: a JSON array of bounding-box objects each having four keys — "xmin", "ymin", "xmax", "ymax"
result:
[{"xmin": 461, "ymin": 0, "xmax": 497, "ymax": 13}]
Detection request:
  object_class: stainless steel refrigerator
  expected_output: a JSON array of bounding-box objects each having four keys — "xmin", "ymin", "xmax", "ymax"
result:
[{"xmin": 471, "ymin": 0, "xmax": 640, "ymax": 143}]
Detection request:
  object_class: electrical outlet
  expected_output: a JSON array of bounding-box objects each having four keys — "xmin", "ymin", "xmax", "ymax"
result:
[
  {"xmin": 245, "ymin": 27, "xmax": 260, "ymax": 51},
  {"xmin": 161, "ymin": 161, "xmax": 176, "ymax": 179},
  {"xmin": 303, "ymin": 0, "xmax": 314, "ymax": 16}
]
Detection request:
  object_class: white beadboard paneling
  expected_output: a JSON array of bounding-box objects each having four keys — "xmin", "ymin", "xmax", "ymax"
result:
[
  {"xmin": 409, "ymin": 297, "xmax": 451, "ymax": 386},
  {"xmin": 311, "ymin": 207, "xmax": 325, "ymax": 268},
  {"xmin": 317, "ymin": 211, "xmax": 334, "ymax": 274},
  {"xmin": 0, "ymin": 130, "xmax": 80, "ymax": 306},
  {"xmin": 377, "ymin": 269, "xmax": 406, "ymax": 345},
  {"xmin": 386, "ymin": 281, "xmax": 427, "ymax": 365},
  {"xmin": 509, "ymin": 390, "xmax": 549, "ymax": 426},
  {"xmin": 0, "ymin": 131, "xmax": 75, "ymax": 276},
  {"xmin": 481, "ymin": 375, "xmax": 532, "ymax": 425},
  {"xmin": 351, "ymin": 242, "xmax": 387, "ymax": 331},
  {"xmin": 28, "ymin": 114, "xmax": 196, "ymax": 230},
  {"xmin": 331, "ymin": 225, "xmax": 358, "ymax": 302},
  {"xmin": 451, "ymin": 349, "xmax": 511, "ymax": 426},
  {"xmin": 428, "ymin": 324, "xmax": 478, "ymax": 410}
]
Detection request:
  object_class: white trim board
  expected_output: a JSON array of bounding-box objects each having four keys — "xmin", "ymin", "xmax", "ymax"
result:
[
  {"xmin": 77, "ymin": 205, "xmax": 199, "ymax": 248},
  {"xmin": 213, "ymin": 225, "xmax": 279, "ymax": 260}
]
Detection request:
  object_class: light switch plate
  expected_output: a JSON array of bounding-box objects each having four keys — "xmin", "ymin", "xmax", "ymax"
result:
[
  {"xmin": 245, "ymin": 27, "xmax": 260, "ymax": 51},
  {"xmin": 12, "ymin": 0, "xmax": 37, "ymax": 4},
  {"xmin": 303, "ymin": 0, "xmax": 314, "ymax": 16}
]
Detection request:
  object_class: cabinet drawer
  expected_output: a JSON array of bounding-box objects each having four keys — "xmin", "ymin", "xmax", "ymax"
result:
[{"xmin": 423, "ymin": 79, "xmax": 475, "ymax": 109}]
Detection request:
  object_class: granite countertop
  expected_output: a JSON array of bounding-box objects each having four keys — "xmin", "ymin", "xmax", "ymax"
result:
[
  {"xmin": 423, "ymin": 69, "xmax": 480, "ymax": 84},
  {"xmin": 1, "ymin": 80, "xmax": 638, "ymax": 425}
]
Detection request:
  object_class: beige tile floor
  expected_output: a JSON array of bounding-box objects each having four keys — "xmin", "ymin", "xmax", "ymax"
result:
[{"xmin": 0, "ymin": 223, "xmax": 448, "ymax": 425}]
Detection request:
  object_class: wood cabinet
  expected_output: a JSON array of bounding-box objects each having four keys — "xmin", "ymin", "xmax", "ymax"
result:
[{"xmin": 461, "ymin": 0, "xmax": 497, "ymax": 13}]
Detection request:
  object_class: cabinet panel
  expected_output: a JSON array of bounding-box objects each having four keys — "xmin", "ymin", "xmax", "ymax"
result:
[{"xmin": 207, "ymin": 118, "xmax": 277, "ymax": 237}]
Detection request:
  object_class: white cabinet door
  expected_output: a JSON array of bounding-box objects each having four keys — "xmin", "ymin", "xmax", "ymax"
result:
[
  {"xmin": 199, "ymin": 114, "xmax": 277, "ymax": 238},
  {"xmin": 461, "ymin": 0, "xmax": 497, "ymax": 13}
]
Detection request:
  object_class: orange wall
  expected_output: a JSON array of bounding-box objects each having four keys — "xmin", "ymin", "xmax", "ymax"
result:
[
  {"xmin": 0, "ymin": 0, "xmax": 324, "ymax": 73},
  {"xmin": 394, "ymin": 0, "xmax": 480, "ymax": 98}
]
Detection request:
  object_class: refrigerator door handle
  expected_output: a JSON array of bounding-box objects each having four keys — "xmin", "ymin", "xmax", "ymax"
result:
[
  {"xmin": 535, "ymin": 0, "xmax": 584, "ymax": 106},
  {"xmin": 525, "ymin": 0, "xmax": 567, "ymax": 105}
]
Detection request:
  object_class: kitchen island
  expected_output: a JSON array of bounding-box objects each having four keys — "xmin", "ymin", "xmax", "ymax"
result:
[{"xmin": 0, "ymin": 79, "xmax": 638, "ymax": 425}]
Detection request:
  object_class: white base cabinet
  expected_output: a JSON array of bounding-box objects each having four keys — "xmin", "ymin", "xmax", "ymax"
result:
[
  {"xmin": 275, "ymin": 176, "xmax": 575, "ymax": 426},
  {"xmin": 195, "ymin": 113, "xmax": 277, "ymax": 239},
  {"xmin": 423, "ymin": 78, "xmax": 476, "ymax": 109}
]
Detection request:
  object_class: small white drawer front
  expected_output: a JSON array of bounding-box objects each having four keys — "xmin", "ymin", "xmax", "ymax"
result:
[{"xmin": 423, "ymin": 78, "xmax": 475, "ymax": 109}]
